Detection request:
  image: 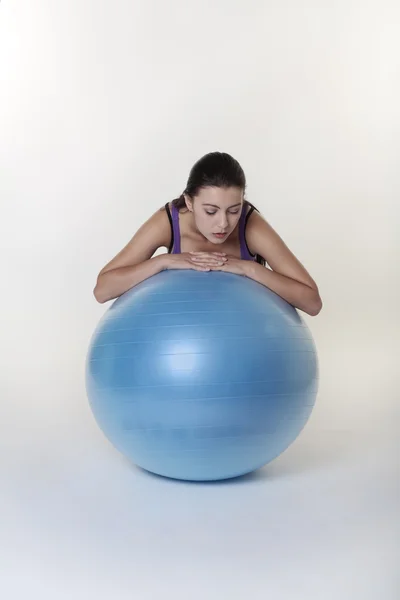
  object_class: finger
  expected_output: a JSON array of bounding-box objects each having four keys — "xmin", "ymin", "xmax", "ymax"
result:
[
  {"xmin": 190, "ymin": 255, "xmax": 228, "ymax": 264},
  {"xmin": 192, "ymin": 260, "xmax": 225, "ymax": 267},
  {"xmin": 191, "ymin": 256, "xmax": 224, "ymax": 263},
  {"xmin": 191, "ymin": 256, "xmax": 227, "ymax": 263},
  {"xmin": 190, "ymin": 251, "xmax": 226, "ymax": 257},
  {"xmin": 187, "ymin": 259, "xmax": 212, "ymax": 267}
]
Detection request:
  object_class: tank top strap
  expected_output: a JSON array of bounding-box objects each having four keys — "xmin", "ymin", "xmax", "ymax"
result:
[
  {"xmin": 239, "ymin": 201, "xmax": 256, "ymax": 261},
  {"xmin": 169, "ymin": 202, "xmax": 181, "ymax": 254}
]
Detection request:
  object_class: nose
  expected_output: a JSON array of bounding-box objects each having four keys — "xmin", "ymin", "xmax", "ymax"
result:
[{"xmin": 218, "ymin": 213, "xmax": 228, "ymax": 230}]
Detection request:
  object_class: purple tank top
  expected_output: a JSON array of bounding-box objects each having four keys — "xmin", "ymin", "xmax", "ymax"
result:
[{"xmin": 168, "ymin": 201, "xmax": 257, "ymax": 261}]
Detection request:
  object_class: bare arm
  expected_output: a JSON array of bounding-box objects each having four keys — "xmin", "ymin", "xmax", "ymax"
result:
[
  {"xmin": 94, "ymin": 255, "xmax": 169, "ymax": 303},
  {"xmin": 93, "ymin": 208, "xmax": 171, "ymax": 303},
  {"xmin": 245, "ymin": 210, "xmax": 322, "ymax": 315},
  {"xmin": 93, "ymin": 207, "xmax": 221, "ymax": 303}
]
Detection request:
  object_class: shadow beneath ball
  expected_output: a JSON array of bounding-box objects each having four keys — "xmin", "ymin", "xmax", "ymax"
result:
[
  {"xmin": 127, "ymin": 431, "xmax": 359, "ymax": 485},
  {"xmin": 258, "ymin": 431, "xmax": 361, "ymax": 481}
]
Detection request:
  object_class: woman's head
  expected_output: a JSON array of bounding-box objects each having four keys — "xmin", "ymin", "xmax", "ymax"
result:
[{"xmin": 173, "ymin": 152, "xmax": 247, "ymax": 245}]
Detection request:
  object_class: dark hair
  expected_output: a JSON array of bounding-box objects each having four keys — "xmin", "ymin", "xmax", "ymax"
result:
[
  {"xmin": 172, "ymin": 152, "xmax": 246, "ymax": 210},
  {"xmin": 171, "ymin": 151, "xmax": 265, "ymax": 266}
]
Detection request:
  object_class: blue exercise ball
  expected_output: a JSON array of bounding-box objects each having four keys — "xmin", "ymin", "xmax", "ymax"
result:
[{"xmin": 86, "ymin": 271, "xmax": 319, "ymax": 481}]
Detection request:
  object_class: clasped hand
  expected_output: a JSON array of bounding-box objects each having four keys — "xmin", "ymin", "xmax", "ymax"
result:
[{"xmin": 165, "ymin": 251, "xmax": 247, "ymax": 276}]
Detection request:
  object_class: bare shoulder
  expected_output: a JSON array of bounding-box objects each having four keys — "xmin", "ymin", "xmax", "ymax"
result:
[
  {"xmin": 97, "ymin": 206, "xmax": 172, "ymax": 277},
  {"xmin": 143, "ymin": 204, "xmax": 172, "ymax": 243},
  {"xmin": 245, "ymin": 209, "xmax": 277, "ymax": 256},
  {"xmin": 245, "ymin": 209, "xmax": 319, "ymax": 291},
  {"xmin": 245, "ymin": 206, "xmax": 270, "ymax": 230}
]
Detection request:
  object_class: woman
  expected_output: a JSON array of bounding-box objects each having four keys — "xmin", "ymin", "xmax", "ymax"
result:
[{"xmin": 93, "ymin": 152, "xmax": 322, "ymax": 316}]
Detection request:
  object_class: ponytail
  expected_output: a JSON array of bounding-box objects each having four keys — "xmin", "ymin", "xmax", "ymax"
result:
[{"xmin": 171, "ymin": 193, "xmax": 188, "ymax": 211}]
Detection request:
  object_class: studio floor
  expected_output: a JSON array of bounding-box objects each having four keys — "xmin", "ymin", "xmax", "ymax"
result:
[{"xmin": 1, "ymin": 342, "xmax": 398, "ymax": 599}]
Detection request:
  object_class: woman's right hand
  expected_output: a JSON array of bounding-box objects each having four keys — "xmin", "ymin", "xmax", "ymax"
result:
[{"xmin": 163, "ymin": 252, "xmax": 228, "ymax": 272}]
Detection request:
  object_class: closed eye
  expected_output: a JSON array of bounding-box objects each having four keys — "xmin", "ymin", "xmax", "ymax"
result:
[{"xmin": 205, "ymin": 210, "xmax": 240, "ymax": 216}]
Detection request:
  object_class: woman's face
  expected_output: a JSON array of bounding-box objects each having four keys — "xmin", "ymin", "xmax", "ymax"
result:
[{"xmin": 185, "ymin": 186, "xmax": 244, "ymax": 244}]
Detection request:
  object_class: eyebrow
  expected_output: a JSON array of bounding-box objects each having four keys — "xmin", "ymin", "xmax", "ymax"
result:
[{"xmin": 202, "ymin": 203, "xmax": 242, "ymax": 209}]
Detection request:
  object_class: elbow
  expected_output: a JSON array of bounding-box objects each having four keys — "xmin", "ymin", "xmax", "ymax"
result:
[
  {"xmin": 93, "ymin": 277, "xmax": 109, "ymax": 304},
  {"xmin": 93, "ymin": 286, "xmax": 107, "ymax": 304},
  {"xmin": 307, "ymin": 292, "xmax": 323, "ymax": 317}
]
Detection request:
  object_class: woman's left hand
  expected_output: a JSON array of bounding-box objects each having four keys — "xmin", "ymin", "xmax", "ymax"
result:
[{"xmin": 190, "ymin": 252, "xmax": 248, "ymax": 276}]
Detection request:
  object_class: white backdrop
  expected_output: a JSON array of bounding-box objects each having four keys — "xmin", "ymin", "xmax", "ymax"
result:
[{"xmin": 1, "ymin": 2, "xmax": 398, "ymax": 599}]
